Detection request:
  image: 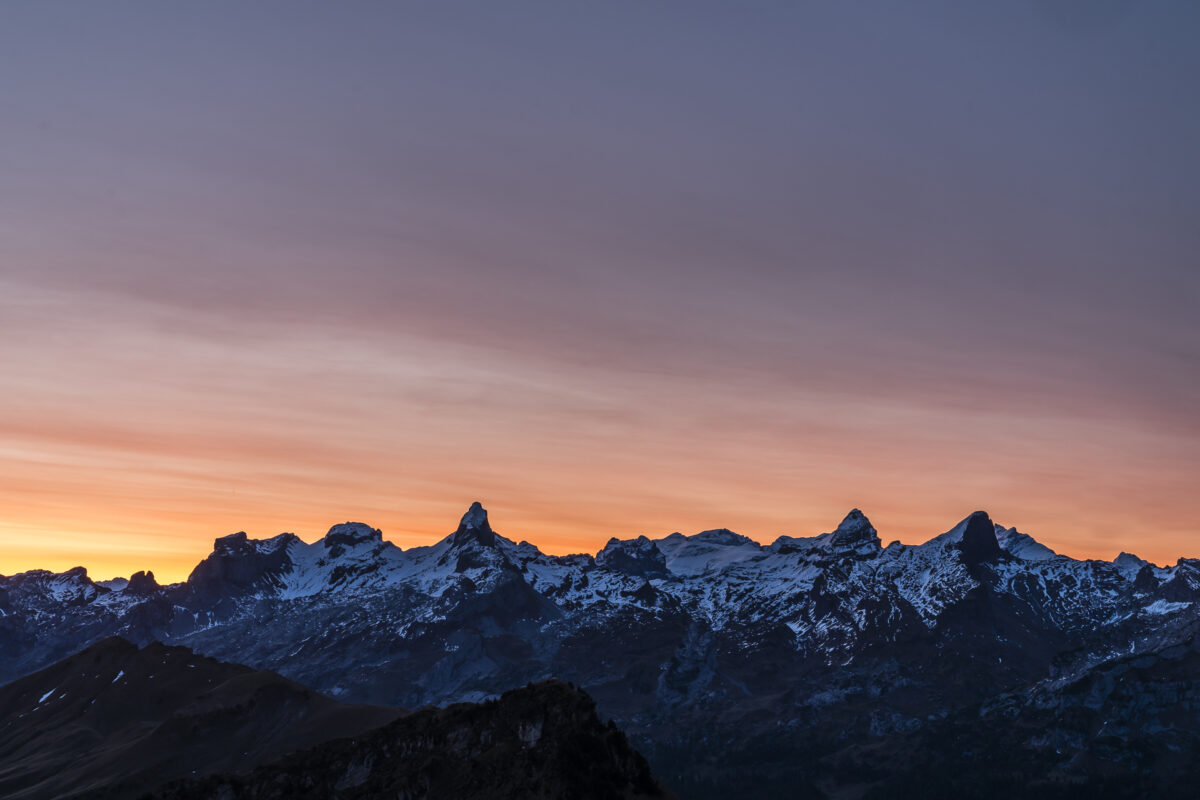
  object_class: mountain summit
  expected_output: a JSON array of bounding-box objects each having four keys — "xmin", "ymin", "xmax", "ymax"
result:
[
  {"xmin": 451, "ymin": 501, "xmax": 496, "ymax": 547},
  {"xmin": 828, "ymin": 508, "xmax": 880, "ymax": 553},
  {"xmin": 958, "ymin": 510, "xmax": 1002, "ymax": 566}
]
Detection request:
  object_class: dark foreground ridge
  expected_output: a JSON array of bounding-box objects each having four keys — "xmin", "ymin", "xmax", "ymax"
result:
[
  {"xmin": 0, "ymin": 637, "xmax": 672, "ymax": 800},
  {"xmin": 148, "ymin": 679, "xmax": 673, "ymax": 800},
  {"xmin": 0, "ymin": 637, "xmax": 401, "ymax": 800}
]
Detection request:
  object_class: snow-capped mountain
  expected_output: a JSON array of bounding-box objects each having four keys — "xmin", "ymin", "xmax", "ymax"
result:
[{"xmin": 2, "ymin": 503, "xmax": 1198, "ymax": 798}]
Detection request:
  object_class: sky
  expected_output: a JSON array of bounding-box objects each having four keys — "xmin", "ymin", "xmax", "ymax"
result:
[{"xmin": 1, "ymin": 1, "xmax": 1198, "ymax": 582}]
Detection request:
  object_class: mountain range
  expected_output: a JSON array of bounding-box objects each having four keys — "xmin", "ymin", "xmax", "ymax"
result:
[{"xmin": 3, "ymin": 503, "xmax": 1199, "ymax": 798}]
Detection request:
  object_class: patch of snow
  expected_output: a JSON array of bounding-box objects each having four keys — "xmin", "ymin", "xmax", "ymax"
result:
[
  {"xmin": 655, "ymin": 530, "xmax": 764, "ymax": 577},
  {"xmin": 1143, "ymin": 599, "xmax": 1191, "ymax": 616},
  {"xmin": 996, "ymin": 527, "xmax": 1057, "ymax": 561}
]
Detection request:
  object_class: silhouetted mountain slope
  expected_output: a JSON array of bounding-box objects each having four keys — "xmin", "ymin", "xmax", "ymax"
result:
[
  {"xmin": 0, "ymin": 638, "xmax": 400, "ymax": 800},
  {"xmin": 148, "ymin": 679, "xmax": 673, "ymax": 800}
]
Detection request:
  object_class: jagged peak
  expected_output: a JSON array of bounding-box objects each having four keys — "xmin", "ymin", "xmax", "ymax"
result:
[
  {"xmin": 771, "ymin": 509, "xmax": 881, "ymax": 557},
  {"xmin": 126, "ymin": 570, "xmax": 159, "ymax": 594},
  {"xmin": 209, "ymin": 531, "xmax": 298, "ymax": 558},
  {"xmin": 956, "ymin": 511, "xmax": 1001, "ymax": 566},
  {"xmin": 461, "ymin": 501, "xmax": 489, "ymax": 530},
  {"xmin": 1113, "ymin": 552, "xmax": 1159, "ymax": 583},
  {"xmin": 1115, "ymin": 551, "xmax": 1147, "ymax": 567},
  {"xmin": 450, "ymin": 501, "xmax": 496, "ymax": 547},
  {"xmin": 835, "ymin": 508, "xmax": 871, "ymax": 533},
  {"xmin": 597, "ymin": 535, "xmax": 661, "ymax": 556},
  {"xmin": 595, "ymin": 536, "xmax": 669, "ymax": 579},
  {"xmin": 927, "ymin": 511, "xmax": 989, "ymax": 542},
  {"xmin": 828, "ymin": 509, "xmax": 880, "ymax": 551}
]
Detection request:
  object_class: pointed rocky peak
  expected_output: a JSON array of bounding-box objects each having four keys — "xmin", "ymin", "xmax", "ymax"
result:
[
  {"xmin": 768, "ymin": 510, "xmax": 881, "ymax": 558},
  {"xmin": 828, "ymin": 509, "xmax": 881, "ymax": 553},
  {"xmin": 126, "ymin": 570, "xmax": 159, "ymax": 595},
  {"xmin": 461, "ymin": 501, "xmax": 488, "ymax": 530},
  {"xmin": 834, "ymin": 508, "xmax": 871, "ymax": 534},
  {"xmin": 958, "ymin": 511, "xmax": 1001, "ymax": 566},
  {"xmin": 451, "ymin": 501, "xmax": 496, "ymax": 547},
  {"xmin": 1113, "ymin": 551, "xmax": 1149, "ymax": 581}
]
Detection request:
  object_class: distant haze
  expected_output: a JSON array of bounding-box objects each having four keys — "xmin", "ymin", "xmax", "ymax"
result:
[{"xmin": 1, "ymin": 1, "xmax": 1197, "ymax": 581}]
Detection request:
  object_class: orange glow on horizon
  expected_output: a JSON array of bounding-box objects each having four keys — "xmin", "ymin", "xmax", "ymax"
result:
[
  {"xmin": 1, "ymin": 491, "xmax": 1193, "ymax": 585},
  {"xmin": 2, "ymin": 283, "xmax": 1197, "ymax": 584}
]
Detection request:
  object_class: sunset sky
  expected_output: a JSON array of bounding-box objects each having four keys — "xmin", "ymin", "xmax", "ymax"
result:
[{"xmin": 2, "ymin": 1, "xmax": 1198, "ymax": 582}]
